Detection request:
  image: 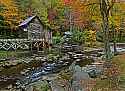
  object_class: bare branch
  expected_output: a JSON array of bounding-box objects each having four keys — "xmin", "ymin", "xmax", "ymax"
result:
[{"xmin": 84, "ymin": 3, "xmax": 99, "ymax": 6}]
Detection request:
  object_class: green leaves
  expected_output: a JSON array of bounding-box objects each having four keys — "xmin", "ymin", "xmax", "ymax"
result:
[
  {"xmin": 31, "ymin": 0, "xmax": 49, "ymax": 25},
  {"xmin": 71, "ymin": 28, "xmax": 85, "ymax": 44}
]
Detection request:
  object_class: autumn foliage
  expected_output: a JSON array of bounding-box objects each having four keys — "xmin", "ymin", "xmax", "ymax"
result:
[
  {"xmin": 63, "ymin": 0, "xmax": 72, "ymax": 5},
  {"xmin": 0, "ymin": 0, "xmax": 22, "ymax": 30},
  {"xmin": 63, "ymin": 0, "xmax": 90, "ymax": 29}
]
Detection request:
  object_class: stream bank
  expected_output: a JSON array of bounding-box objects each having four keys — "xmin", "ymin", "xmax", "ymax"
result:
[
  {"xmin": 0, "ymin": 47, "xmax": 104, "ymax": 91},
  {"xmin": 0, "ymin": 33, "xmax": 105, "ymax": 91}
]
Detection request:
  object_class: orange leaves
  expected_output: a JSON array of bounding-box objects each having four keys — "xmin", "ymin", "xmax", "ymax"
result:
[
  {"xmin": 0, "ymin": 0, "xmax": 22, "ymax": 29},
  {"xmin": 48, "ymin": 8, "xmax": 57, "ymax": 22},
  {"xmin": 63, "ymin": 0, "xmax": 72, "ymax": 5},
  {"xmin": 63, "ymin": 0, "xmax": 89, "ymax": 28},
  {"xmin": 104, "ymin": 63, "xmax": 120, "ymax": 79},
  {"xmin": 65, "ymin": 0, "xmax": 86, "ymax": 12}
]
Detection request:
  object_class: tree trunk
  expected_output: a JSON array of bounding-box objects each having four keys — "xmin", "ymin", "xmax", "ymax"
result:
[
  {"xmin": 103, "ymin": 16, "xmax": 111, "ymax": 61},
  {"xmin": 100, "ymin": 0, "xmax": 112, "ymax": 61},
  {"xmin": 112, "ymin": 25, "xmax": 117, "ymax": 55}
]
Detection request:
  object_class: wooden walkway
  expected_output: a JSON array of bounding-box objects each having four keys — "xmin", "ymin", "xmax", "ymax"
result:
[{"xmin": 0, "ymin": 39, "xmax": 45, "ymax": 50}]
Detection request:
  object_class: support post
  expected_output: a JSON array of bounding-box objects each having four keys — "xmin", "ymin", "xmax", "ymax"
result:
[
  {"xmin": 37, "ymin": 42, "xmax": 39, "ymax": 52},
  {"xmin": 30, "ymin": 40, "xmax": 33, "ymax": 54}
]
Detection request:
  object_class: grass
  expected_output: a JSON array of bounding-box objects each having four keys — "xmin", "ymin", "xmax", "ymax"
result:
[
  {"xmin": 92, "ymin": 79, "xmax": 112, "ymax": 91},
  {"xmin": 0, "ymin": 51, "xmax": 17, "ymax": 58},
  {"xmin": 92, "ymin": 54, "xmax": 125, "ymax": 91},
  {"xmin": 112, "ymin": 54, "xmax": 125, "ymax": 90},
  {"xmin": 0, "ymin": 50, "xmax": 30, "ymax": 59}
]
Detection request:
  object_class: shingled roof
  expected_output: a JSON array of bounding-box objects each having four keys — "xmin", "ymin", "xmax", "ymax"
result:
[
  {"xmin": 18, "ymin": 15, "xmax": 52, "ymax": 31},
  {"xmin": 19, "ymin": 16, "xmax": 36, "ymax": 27}
]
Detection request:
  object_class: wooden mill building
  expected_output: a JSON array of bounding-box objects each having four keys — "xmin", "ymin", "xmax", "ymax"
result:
[
  {"xmin": 18, "ymin": 15, "xmax": 52, "ymax": 50},
  {"xmin": 0, "ymin": 15, "xmax": 52, "ymax": 51},
  {"xmin": 19, "ymin": 15, "xmax": 52, "ymax": 42}
]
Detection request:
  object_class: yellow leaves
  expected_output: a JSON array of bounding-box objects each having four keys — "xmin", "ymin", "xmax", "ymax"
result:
[
  {"xmin": 91, "ymin": 16, "xmax": 102, "ymax": 23},
  {"xmin": 85, "ymin": 29, "xmax": 96, "ymax": 47},
  {"xmin": 64, "ymin": 0, "xmax": 90, "ymax": 27},
  {"xmin": 109, "ymin": 15, "xmax": 121, "ymax": 26},
  {"xmin": 118, "ymin": 2, "xmax": 125, "ymax": 11},
  {"xmin": 0, "ymin": 0, "xmax": 22, "ymax": 29},
  {"xmin": 65, "ymin": 0, "xmax": 86, "ymax": 13},
  {"xmin": 89, "ymin": 30, "xmax": 96, "ymax": 40}
]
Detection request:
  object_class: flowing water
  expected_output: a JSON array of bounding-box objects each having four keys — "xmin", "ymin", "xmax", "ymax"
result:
[
  {"xmin": 0, "ymin": 40, "xmax": 105, "ymax": 90},
  {"xmin": 0, "ymin": 50, "xmax": 102, "ymax": 90}
]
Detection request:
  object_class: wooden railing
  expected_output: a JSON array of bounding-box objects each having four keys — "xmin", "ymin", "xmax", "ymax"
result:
[
  {"xmin": 0, "ymin": 39, "xmax": 46, "ymax": 50},
  {"xmin": 0, "ymin": 39, "xmax": 44, "ymax": 42}
]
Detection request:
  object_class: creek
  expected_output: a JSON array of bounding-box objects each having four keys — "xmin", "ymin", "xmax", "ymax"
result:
[{"xmin": 0, "ymin": 47, "xmax": 103, "ymax": 90}]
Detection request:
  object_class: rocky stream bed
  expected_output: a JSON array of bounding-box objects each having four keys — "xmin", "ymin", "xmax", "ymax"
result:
[
  {"xmin": 0, "ymin": 44, "xmax": 104, "ymax": 91},
  {"xmin": 2, "ymin": 34, "xmax": 124, "ymax": 91}
]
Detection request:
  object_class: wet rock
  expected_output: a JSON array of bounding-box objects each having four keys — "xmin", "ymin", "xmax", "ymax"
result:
[
  {"xmin": 90, "ymin": 54, "xmax": 98, "ymax": 57},
  {"xmin": 40, "ymin": 59, "xmax": 46, "ymax": 62},
  {"xmin": 75, "ymin": 59, "xmax": 81, "ymax": 62},
  {"xmin": 42, "ymin": 74, "xmax": 57, "ymax": 81},
  {"xmin": 72, "ymin": 81, "xmax": 83, "ymax": 91},
  {"xmin": 10, "ymin": 62, "xmax": 18, "ymax": 66},
  {"xmin": 67, "ymin": 52, "xmax": 74, "ymax": 55},
  {"xmin": 71, "ymin": 65, "xmax": 90, "ymax": 80},
  {"xmin": 74, "ymin": 65, "xmax": 82, "ymax": 72},
  {"xmin": 82, "ymin": 64, "xmax": 103, "ymax": 78},
  {"xmin": 72, "ymin": 53, "xmax": 84, "ymax": 60},
  {"xmin": 63, "ymin": 62, "xmax": 70, "ymax": 66},
  {"xmin": 27, "ymin": 68, "xmax": 31, "ymax": 70},
  {"xmin": 22, "ymin": 58, "xmax": 33, "ymax": 64},
  {"xmin": 0, "ymin": 59, "xmax": 7, "ymax": 62},
  {"xmin": 20, "ymin": 71, "xmax": 26, "ymax": 75},
  {"xmin": 6, "ymin": 84, "xmax": 13, "ymax": 90},
  {"xmin": 70, "ymin": 65, "xmax": 90, "ymax": 91},
  {"xmin": 35, "ymin": 57, "xmax": 43, "ymax": 61},
  {"xmin": 1, "ymin": 60, "xmax": 20, "ymax": 68},
  {"xmin": 58, "ymin": 60, "xmax": 64, "ymax": 63},
  {"xmin": 20, "ymin": 69, "xmax": 30, "ymax": 75}
]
